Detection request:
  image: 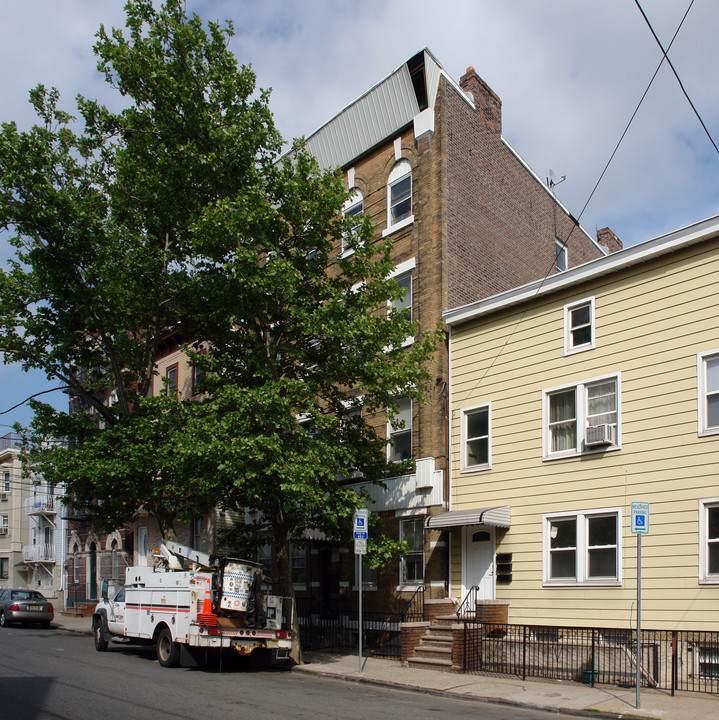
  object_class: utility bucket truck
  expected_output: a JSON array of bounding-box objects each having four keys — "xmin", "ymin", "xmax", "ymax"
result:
[{"xmin": 93, "ymin": 542, "xmax": 292, "ymax": 668}]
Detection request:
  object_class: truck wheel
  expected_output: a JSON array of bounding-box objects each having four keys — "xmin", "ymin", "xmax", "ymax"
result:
[
  {"xmin": 156, "ymin": 627, "xmax": 181, "ymax": 668},
  {"xmin": 94, "ymin": 619, "xmax": 109, "ymax": 651}
]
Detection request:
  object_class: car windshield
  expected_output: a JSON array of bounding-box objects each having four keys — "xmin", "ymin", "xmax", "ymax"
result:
[{"xmin": 11, "ymin": 591, "xmax": 44, "ymax": 601}]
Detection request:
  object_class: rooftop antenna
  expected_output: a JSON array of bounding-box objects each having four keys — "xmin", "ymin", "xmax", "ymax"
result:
[{"xmin": 546, "ymin": 169, "xmax": 566, "ymax": 190}]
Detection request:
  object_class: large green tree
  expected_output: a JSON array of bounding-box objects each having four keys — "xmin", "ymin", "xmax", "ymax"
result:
[
  {"xmin": 0, "ymin": 0, "xmax": 280, "ymax": 537},
  {"xmin": 0, "ymin": 0, "xmax": 438, "ymax": 661}
]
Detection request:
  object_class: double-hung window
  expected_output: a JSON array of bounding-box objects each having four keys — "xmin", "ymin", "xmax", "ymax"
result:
[
  {"xmin": 384, "ymin": 159, "xmax": 413, "ymax": 235},
  {"xmin": 387, "ymin": 258, "xmax": 415, "ymax": 347},
  {"xmin": 3, "ymin": 472, "xmax": 8, "ymax": 492},
  {"xmin": 556, "ymin": 241, "xmax": 567, "ymax": 273},
  {"xmin": 544, "ymin": 509, "xmax": 621, "ymax": 585},
  {"xmin": 564, "ymin": 298, "xmax": 594, "ymax": 354},
  {"xmin": 342, "ymin": 189, "xmax": 363, "ymax": 256},
  {"xmin": 388, "ymin": 397, "xmax": 412, "ymax": 462},
  {"xmin": 166, "ymin": 364, "xmax": 178, "ymax": 397},
  {"xmin": 390, "ymin": 274, "xmax": 412, "ymax": 323},
  {"xmin": 699, "ymin": 499, "xmax": 719, "ymax": 583},
  {"xmin": 545, "ymin": 374, "xmax": 619, "ymax": 458},
  {"xmin": 290, "ymin": 544, "xmax": 307, "ymax": 589},
  {"xmin": 698, "ymin": 351, "xmax": 719, "ymax": 435},
  {"xmin": 400, "ymin": 517, "xmax": 424, "ymax": 585},
  {"xmin": 462, "ymin": 404, "xmax": 490, "ymax": 471}
]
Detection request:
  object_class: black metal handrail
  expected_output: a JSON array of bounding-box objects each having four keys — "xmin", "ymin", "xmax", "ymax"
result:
[
  {"xmin": 456, "ymin": 585, "xmax": 480, "ymax": 619},
  {"xmin": 401, "ymin": 583, "xmax": 425, "ymax": 622}
]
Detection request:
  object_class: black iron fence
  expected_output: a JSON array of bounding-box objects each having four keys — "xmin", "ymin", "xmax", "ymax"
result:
[
  {"xmin": 297, "ymin": 588, "xmax": 424, "ymax": 660},
  {"xmin": 67, "ymin": 583, "xmax": 95, "ymax": 607},
  {"xmin": 462, "ymin": 623, "xmax": 719, "ymax": 695}
]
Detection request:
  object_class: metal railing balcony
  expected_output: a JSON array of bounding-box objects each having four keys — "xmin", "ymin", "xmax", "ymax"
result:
[
  {"xmin": 25, "ymin": 496, "xmax": 56, "ymax": 514},
  {"xmin": 22, "ymin": 544, "xmax": 56, "ymax": 563}
]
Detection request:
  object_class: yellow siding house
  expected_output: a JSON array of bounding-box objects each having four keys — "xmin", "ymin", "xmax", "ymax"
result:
[{"xmin": 442, "ymin": 215, "xmax": 719, "ymax": 632}]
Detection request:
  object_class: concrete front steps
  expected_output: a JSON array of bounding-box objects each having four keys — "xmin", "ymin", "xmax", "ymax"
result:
[{"xmin": 406, "ymin": 615, "xmax": 456, "ymax": 672}]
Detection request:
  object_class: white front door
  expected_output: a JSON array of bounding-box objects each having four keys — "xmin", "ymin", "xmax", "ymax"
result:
[{"xmin": 462, "ymin": 525, "xmax": 496, "ymax": 600}]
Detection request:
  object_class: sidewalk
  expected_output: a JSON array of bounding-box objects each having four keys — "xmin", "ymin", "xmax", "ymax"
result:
[{"xmin": 55, "ymin": 614, "xmax": 718, "ymax": 719}]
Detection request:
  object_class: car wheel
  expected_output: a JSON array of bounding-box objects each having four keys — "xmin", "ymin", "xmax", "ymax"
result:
[
  {"xmin": 0, "ymin": 611, "xmax": 8, "ymax": 628},
  {"xmin": 94, "ymin": 620, "xmax": 109, "ymax": 651},
  {"xmin": 156, "ymin": 627, "xmax": 181, "ymax": 667}
]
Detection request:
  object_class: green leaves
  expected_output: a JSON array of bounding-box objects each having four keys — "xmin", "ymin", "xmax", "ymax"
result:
[{"xmin": 1, "ymin": 1, "xmax": 439, "ymax": 586}]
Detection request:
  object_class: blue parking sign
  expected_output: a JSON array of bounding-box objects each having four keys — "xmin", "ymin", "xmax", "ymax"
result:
[{"xmin": 631, "ymin": 502, "xmax": 649, "ymax": 534}]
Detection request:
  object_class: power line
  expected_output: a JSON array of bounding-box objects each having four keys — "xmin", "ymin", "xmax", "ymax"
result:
[
  {"xmin": 634, "ymin": 0, "xmax": 719, "ymax": 156},
  {"xmin": 451, "ymin": 2, "xmax": 696, "ymax": 412}
]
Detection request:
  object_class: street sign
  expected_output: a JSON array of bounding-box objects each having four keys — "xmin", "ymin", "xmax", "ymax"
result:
[
  {"xmin": 631, "ymin": 502, "xmax": 649, "ymax": 534},
  {"xmin": 353, "ymin": 509, "xmax": 369, "ymax": 541},
  {"xmin": 354, "ymin": 538, "xmax": 367, "ymax": 555}
]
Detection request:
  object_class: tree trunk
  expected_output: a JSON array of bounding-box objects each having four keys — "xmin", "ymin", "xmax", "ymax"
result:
[{"xmin": 273, "ymin": 534, "xmax": 302, "ymax": 665}]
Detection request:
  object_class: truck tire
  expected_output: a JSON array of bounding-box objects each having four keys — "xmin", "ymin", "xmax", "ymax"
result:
[
  {"xmin": 94, "ymin": 619, "xmax": 109, "ymax": 651},
  {"xmin": 156, "ymin": 627, "xmax": 181, "ymax": 668}
]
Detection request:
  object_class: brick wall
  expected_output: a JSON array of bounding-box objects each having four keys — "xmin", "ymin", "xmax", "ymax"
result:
[{"xmin": 443, "ymin": 70, "xmax": 604, "ymax": 309}]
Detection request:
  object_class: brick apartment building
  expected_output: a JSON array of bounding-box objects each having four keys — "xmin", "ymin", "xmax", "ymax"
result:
[
  {"xmin": 60, "ymin": 49, "xmax": 613, "ymax": 614},
  {"xmin": 292, "ymin": 48, "xmax": 610, "ymax": 614}
]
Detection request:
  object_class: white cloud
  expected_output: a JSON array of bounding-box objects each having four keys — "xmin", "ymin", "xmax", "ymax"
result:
[{"xmin": 2, "ymin": 0, "xmax": 719, "ymax": 425}]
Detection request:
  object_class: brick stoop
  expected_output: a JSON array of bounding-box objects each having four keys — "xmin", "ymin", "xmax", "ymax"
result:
[
  {"xmin": 406, "ymin": 615, "xmax": 456, "ymax": 672},
  {"xmin": 61, "ymin": 604, "xmax": 94, "ymax": 618}
]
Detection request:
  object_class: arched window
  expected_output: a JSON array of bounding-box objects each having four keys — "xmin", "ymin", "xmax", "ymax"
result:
[
  {"xmin": 342, "ymin": 189, "xmax": 364, "ymax": 255},
  {"xmin": 387, "ymin": 160, "xmax": 412, "ymax": 228}
]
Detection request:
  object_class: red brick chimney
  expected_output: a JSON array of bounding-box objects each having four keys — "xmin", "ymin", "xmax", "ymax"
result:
[
  {"xmin": 459, "ymin": 66, "xmax": 502, "ymax": 135},
  {"xmin": 596, "ymin": 227, "xmax": 623, "ymax": 254}
]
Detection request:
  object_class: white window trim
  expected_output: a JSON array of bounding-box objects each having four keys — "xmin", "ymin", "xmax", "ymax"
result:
[
  {"xmin": 542, "ymin": 372, "xmax": 621, "ymax": 460},
  {"xmin": 384, "ymin": 159, "xmax": 414, "ymax": 236},
  {"xmin": 564, "ymin": 297, "xmax": 595, "ymax": 355},
  {"xmin": 341, "ymin": 188, "xmax": 363, "ymax": 258},
  {"xmin": 382, "ymin": 214, "xmax": 414, "ymax": 238},
  {"xmin": 556, "ymin": 240, "xmax": 568, "ymax": 273},
  {"xmin": 542, "ymin": 507, "xmax": 622, "ymax": 587},
  {"xmin": 697, "ymin": 350, "xmax": 719, "ymax": 436},
  {"xmin": 699, "ymin": 497, "xmax": 719, "ymax": 584},
  {"xmin": 387, "ymin": 257, "xmax": 416, "ymax": 348},
  {"xmin": 387, "ymin": 397, "xmax": 412, "ymax": 463},
  {"xmin": 460, "ymin": 403, "xmax": 491, "ymax": 473}
]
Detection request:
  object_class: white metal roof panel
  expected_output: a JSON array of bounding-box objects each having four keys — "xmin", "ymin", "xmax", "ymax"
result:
[{"xmin": 306, "ymin": 64, "xmax": 420, "ymax": 170}]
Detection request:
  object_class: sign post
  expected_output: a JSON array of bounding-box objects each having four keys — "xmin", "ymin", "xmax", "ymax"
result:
[
  {"xmin": 353, "ymin": 509, "xmax": 369, "ymax": 674},
  {"xmin": 631, "ymin": 502, "xmax": 649, "ymax": 710}
]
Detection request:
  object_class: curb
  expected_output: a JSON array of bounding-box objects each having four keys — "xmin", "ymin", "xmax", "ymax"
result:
[{"xmin": 291, "ymin": 665, "xmax": 644, "ymax": 720}]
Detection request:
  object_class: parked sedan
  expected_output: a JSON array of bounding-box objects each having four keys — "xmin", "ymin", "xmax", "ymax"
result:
[{"xmin": 0, "ymin": 588, "xmax": 54, "ymax": 628}]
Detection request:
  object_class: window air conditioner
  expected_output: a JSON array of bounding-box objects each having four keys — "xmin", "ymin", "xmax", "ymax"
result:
[
  {"xmin": 585, "ymin": 424, "xmax": 616, "ymax": 447},
  {"xmin": 0, "ymin": 527, "xmax": 7, "ymax": 535}
]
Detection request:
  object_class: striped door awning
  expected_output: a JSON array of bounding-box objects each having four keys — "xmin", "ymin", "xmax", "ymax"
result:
[{"xmin": 424, "ymin": 506, "xmax": 510, "ymax": 529}]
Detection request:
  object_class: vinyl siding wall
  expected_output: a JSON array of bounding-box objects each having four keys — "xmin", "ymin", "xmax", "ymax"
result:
[{"xmin": 448, "ymin": 236, "xmax": 719, "ymax": 630}]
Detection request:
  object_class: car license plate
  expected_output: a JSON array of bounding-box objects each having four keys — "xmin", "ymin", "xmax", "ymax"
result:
[{"xmin": 28, "ymin": 605, "xmax": 41, "ymax": 611}]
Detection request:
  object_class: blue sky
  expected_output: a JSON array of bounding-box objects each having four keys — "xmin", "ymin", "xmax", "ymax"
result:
[{"xmin": 1, "ymin": 0, "xmax": 718, "ymax": 428}]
